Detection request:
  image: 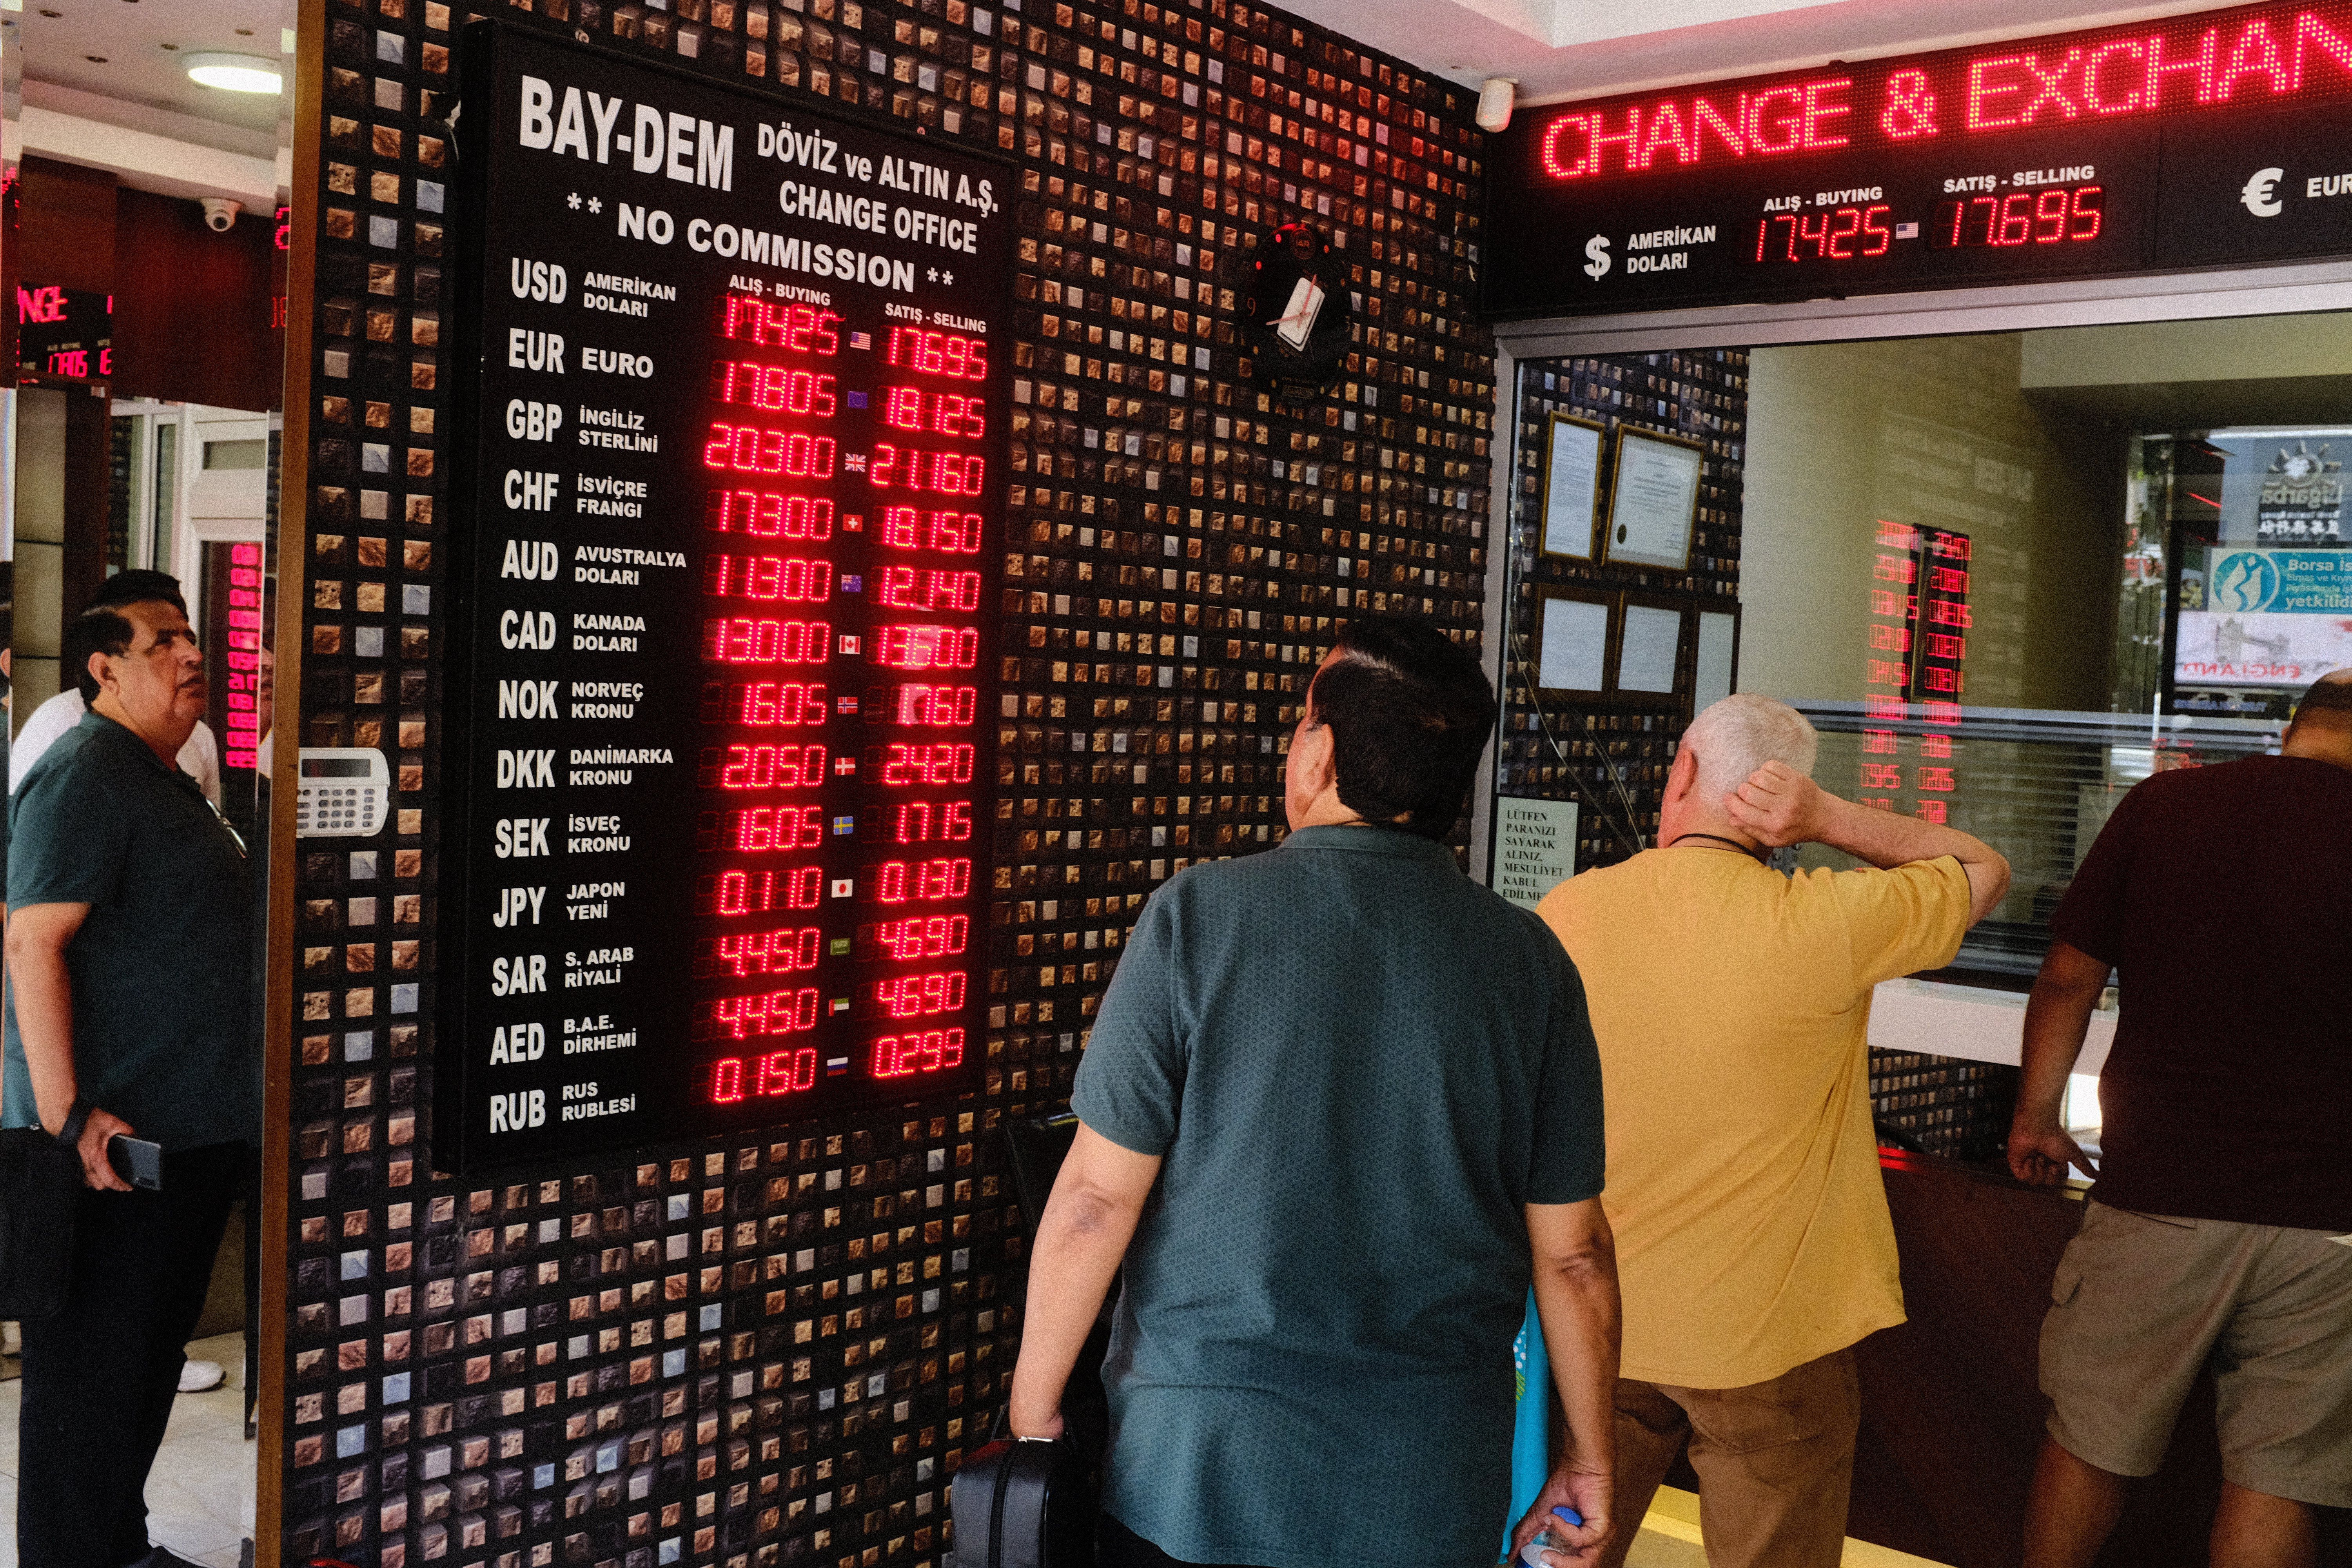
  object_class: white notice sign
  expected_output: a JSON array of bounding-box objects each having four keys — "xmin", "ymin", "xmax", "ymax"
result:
[
  {"xmin": 1616, "ymin": 603, "xmax": 1683, "ymax": 694},
  {"xmin": 1493, "ymin": 796, "xmax": 1579, "ymax": 910},
  {"xmin": 1538, "ymin": 596, "xmax": 1610, "ymax": 692},
  {"xmin": 1543, "ymin": 418, "xmax": 1602, "ymax": 559}
]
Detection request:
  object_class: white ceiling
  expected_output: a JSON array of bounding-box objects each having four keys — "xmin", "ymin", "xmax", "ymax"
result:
[
  {"xmin": 1279, "ymin": 0, "xmax": 2250, "ymax": 107},
  {"xmin": 16, "ymin": 0, "xmax": 287, "ymax": 134},
  {"xmin": 11, "ymin": 0, "xmax": 290, "ymax": 205}
]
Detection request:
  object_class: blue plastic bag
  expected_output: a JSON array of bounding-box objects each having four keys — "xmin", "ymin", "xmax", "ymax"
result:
[{"xmin": 1498, "ymin": 1288, "xmax": 1550, "ymax": 1564}]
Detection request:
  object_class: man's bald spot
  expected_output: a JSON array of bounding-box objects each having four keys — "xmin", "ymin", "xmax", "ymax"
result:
[{"xmin": 2285, "ymin": 668, "xmax": 2352, "ymax": 757}]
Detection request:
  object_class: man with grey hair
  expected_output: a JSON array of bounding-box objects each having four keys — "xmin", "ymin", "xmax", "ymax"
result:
[{"xmin": 1537, "ymin": 694, "xmax": 2008, "ymax": 1568}]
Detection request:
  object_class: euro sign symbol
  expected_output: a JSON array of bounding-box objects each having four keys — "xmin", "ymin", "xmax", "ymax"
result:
[
  {"xmin": 1584, "ymin": 234, "xmax": 1612, "ymax": 279},
  {"xmin": 2241, "ymin": 167, "xmax": 2285, "ymax": 218}
]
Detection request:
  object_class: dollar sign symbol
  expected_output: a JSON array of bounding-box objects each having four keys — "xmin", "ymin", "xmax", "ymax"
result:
[{"xmin": 1584, "ymin": 234, "xmax": 1612, "ymax": 280}]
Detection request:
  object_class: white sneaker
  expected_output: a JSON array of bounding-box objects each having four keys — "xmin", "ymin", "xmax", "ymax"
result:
[{"xmin": 178, "ymin": 1359, "xmax": 225, "ymax": 1394}]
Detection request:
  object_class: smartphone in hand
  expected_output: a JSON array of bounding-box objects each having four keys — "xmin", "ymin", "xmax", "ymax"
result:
[{"xmin": 107, "ymin": 1134, "xmax": 163, "ymax": 1191}]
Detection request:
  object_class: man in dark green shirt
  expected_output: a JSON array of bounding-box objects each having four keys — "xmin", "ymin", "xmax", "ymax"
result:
[
  {"xmin": 1007, "ymin": 616, "xmax": 1621, "ymax": 1568},
  {"xmin": 5, "ymin": 595, "xmax": 254, "ymax": 1568}
]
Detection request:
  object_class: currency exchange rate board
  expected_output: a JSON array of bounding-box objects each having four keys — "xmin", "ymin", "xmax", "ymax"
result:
[
  {"xmin": 1484, "ymin": 2, "xmax": 2352, "ymax": 317},
  {"xmin": 443, "ymin": 22, "xmax": 1012, "ymax": 1167}
]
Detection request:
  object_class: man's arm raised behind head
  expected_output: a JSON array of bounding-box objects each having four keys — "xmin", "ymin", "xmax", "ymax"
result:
[{"xmin": 1726, "ymin": 760, "xmax": 2011, "ymax": 926}]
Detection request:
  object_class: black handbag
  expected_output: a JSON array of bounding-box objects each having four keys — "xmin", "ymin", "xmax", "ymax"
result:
[
  {"xmin": 950, "ymin": 1434, "xmax": 1098, "ymax": 1568},
  {"xmin": 0, "ymin": 1125, "xmax": 82, "ymax": 1318}
]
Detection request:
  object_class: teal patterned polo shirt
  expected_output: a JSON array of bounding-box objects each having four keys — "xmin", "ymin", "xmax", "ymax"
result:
[{"xmin": 1071, "ymin": 823, "xmax": 1606, "ymax": 1568}]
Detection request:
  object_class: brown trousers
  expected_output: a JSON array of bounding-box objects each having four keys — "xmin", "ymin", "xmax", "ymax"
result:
[{"xmin": 1595, "ymin": 1347, "xmax": 1862, "ymax": 1568}]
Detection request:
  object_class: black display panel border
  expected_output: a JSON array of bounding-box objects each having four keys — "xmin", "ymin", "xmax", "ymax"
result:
[{"xmin": 440, "ymin": 20, "xmax": 1018, "ymax": 1169}]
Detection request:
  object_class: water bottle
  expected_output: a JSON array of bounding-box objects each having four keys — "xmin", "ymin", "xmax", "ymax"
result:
[{"xmin": 1518, "ymin": 1505, "xmax": 1585, "ymax": 1567}]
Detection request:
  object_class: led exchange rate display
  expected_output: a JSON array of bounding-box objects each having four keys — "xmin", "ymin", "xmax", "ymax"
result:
[
  {"xmin": 1486, "ymin": 0, "xmax": 2352, "ymax": 316},
  {"xmin": 443, "ymin": 24, "xmax": 1012, "ymax": 1168}
]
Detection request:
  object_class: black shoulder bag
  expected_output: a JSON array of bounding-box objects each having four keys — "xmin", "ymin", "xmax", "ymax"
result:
[{"xmin": 949, "ymin": 1432, "xmax": 1098, "ymax": 1568}]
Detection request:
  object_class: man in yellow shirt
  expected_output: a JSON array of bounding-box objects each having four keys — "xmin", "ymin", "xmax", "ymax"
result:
[{"xmin": 1537, "ymin": 695, "xmax": 2009, "ymax": 1568}]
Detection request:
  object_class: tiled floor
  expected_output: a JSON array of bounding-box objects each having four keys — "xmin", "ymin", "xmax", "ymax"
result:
[
  {"xmin": 1624, "ymin": 1487, "xmax": 1947, "ymax": 1567},
  {"xmin": 1622, "ymin": 1523, "xmax": 1709, "ymax": 1566},
  {"xmin": 0, "ymin": 1333, "xmax": 256, "ymax": 1568}
]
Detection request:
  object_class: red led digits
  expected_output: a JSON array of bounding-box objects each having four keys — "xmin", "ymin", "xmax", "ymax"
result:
[
  {"xmin": 870, "ymin": 1028, "xmax": 965, "ymax": 1079},
  {"xmin": 710, "ymin": 361, "xmax": 840, "ymax": 416},
  {"xmin": 702, "ymin": 617, "xmax": 833, "ymax": 664},
  {"xmin": 705, "ymin": 1047, "xmax": 822, "ymax": 1102},
  {"xmin": 858, "ymin": 800, "xmax": 974, "ymax": 844},
  {"xmin": 693, "ymin": 866, "xmax": 824, "ymax": 915},
  {"xmin": 1931, "ymin": 185, "xmax": 2103, "ymax": 247},
  {"xmin": 694, "ymin": 806, "xmax": 825, "ymax": 852},
  {"xmin": 1747, "ymin": 204, "xmax": 1892, "ymax": 263},
  {"xmin": 699, "ymin": 681, "xmax": 829, "ymax": 727},
  {"xmin": 870, "ymin": 624, "xmax": 979, "ymax": 670},
  {"xmin": 694, "ymin": 987, "xmax": 821, "ymax": 1042},
  {"xmin": 881, "ymin": 385, "xmax": 988, "ymax": 437},
  {"xmin": 706, "ymin": 490, "xmax": 836, "ymax": 541},
  {"xmin": 682, "ymin": 281, "xmax": 993, "ymax": 1122},
  {"xmin": 871, "ymin": 683, "xmax": 980, "ymax": 726},
  {"xmin": 869, "ymin": 742, "xmax": 976, "ymax": 786},
  {"xmin": 699, "ymin": 744, "xmax": 829, "ymax": 791},
  {"xmin": 863, "ymin": 969, "xmax": 969, "ymax": 1020},
  {"xmin": 865, "ymin": 857, "xmax": 973, "ymax": 903},
  {"xmin": 703, "ymin": 552, "xmax": 836, "ymax": 604},
  {"xmin": 873, "ymin": 565, "xmax": 982, "ymax": 612},
  {"xmin": 713, "ymin": 294, "xmax": 842, "ymax": 353},
  {"xmin": 705, "ymin": 421, "xmax": 839, "ymax": 479},
  {"xmin": 877, "ymin": 507, "xmax": 984, "ymax": 554},
  {"xmin": 870, "ymin": 444, "xmax": 987, "ymax": 496},
  {"xmin": 857, "ymin": 914, "xmax": 970, "ymax": 961},
  {"xmin": 693, "ymin": 926, "xmax": 824, "ymax": 978},
  {"xmin": 882, "ymin": 326, "xmax": 988, "ymax": 380}
]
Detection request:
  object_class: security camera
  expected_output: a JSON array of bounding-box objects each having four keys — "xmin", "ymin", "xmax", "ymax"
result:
[
  {"xmin": 1476, "ymin": 78, "xmax": 1516, "ymax": 134},
  {"xmin": 201, "ymin": 197, "xmax": 243, "ymax": 232}
]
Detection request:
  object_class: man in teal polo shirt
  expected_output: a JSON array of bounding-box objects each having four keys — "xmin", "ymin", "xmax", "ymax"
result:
[
  {"xmin": 1007, "ymin": 615, "xmax": 1622, "ymax": 1568},
  {"xmin": 5, "ymin": 594, "xmax": 255, "ymax": 1568}
]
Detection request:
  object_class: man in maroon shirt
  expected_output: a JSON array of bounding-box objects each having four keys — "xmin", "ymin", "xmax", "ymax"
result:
[{"xmin": 2010, "ymin": 670, "xmax": 2352, "ymax": 1568}]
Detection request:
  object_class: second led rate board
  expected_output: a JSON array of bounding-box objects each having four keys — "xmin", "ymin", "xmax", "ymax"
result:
[
  {"xmin": 1486, "ymin": 0, "xmax": 2352, "ymax": 316},
  {"xmin": 443, "ymin": 23, "xmax": 1014, "ymax": 1168}
]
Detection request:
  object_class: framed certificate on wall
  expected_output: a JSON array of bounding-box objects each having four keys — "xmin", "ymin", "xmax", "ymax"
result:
[
  {"xmin": 1531, "ymin": 587, "xmax": 1613, "ymax": 697},
  {"xmin": 1604, "ymin": 428, "xmax": 1705, "ymax": 571},
  {"xmin": 1613, "ymin": 593, "xmax": 1689, "ymax": 697},
  {"xmin": 1540, "ymin": 413, "xmax": 1606, "ymax": 560}
]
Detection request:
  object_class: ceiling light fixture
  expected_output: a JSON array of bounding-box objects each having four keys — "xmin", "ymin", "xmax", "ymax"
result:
[{"xmin": 184, "ymin": 50, "xmax": 283, "ymax": 93}]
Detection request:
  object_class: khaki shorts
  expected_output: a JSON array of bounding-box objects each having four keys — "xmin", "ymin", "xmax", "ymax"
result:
[{"xmin": 2041, "ymin": 1199, "xmax": 2352, "ymax": 1508}]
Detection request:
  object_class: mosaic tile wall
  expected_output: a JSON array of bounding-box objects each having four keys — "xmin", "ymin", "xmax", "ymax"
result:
[
  {"xmin": 283, "ymin": 0, "xmax": 1495, "ymax": 1560},
  {"xmin": 1497, "ymin": 352, "xmax": 1748, "ymax": 871}
]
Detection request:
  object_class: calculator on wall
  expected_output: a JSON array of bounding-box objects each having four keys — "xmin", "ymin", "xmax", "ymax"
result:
[{"xmin": 296, "ymin": 748, "xmax": 390, "ymax": 837}]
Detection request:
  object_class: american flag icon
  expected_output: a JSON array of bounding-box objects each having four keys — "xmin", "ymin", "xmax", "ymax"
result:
[{"xmin": 850, "ymin": 330, "xmax": 873, "ymax": 350}]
